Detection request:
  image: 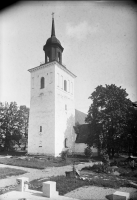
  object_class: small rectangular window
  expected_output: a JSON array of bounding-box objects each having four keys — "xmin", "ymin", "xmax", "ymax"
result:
[
  {"xmin": 65, "ymin": 104, "xmax": 67, "ymax": 110},
  {"xmin": 40, "ymin": 126, "xmax": 42, "ymax": 132},
  {"xmin": 39, "ymin": 141, "xmax": 42, "ymax": 147}
]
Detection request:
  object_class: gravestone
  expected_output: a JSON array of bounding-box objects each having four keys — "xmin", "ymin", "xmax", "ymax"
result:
[
  {"xmin": 16, "ymin": 177, "xmax": 29, "ymax": 192},
  {"xmin": 113, "ymin": 191, "xmax": 130, "ymax": 200}
]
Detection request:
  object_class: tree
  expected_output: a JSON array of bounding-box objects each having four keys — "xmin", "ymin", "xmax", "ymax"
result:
[
  {"xmin": 0, "ymin": 102, "xmax": 29, "ymax": 151},
  {"xmin": 19, "ymin": 105, "xmax": 29, "ymax": 150},
  {"xmin": 85, "ymin": 84, "xmax": 132, "ymax": 157},
  {"xmin": 122, "ymin": 105, "xmax": 137, "ymax": 156}
]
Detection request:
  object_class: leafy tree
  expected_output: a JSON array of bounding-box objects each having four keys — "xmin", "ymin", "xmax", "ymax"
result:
[
  {"xmin": 0, "ymin": 102, "xmax": 29, "ymax": 151},
  {"xmin": 122, "ymin": 105, "xmax": 137, "ymax": 156},
  {"xmin": 85, "ymin": 84, "xmax": 132, "ymax": 157},
  {"xmin": 19, "ymin": 105, "xmax": 29, "ymax": 150}
]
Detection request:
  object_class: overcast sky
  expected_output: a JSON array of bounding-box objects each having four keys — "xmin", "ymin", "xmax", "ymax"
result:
[{"xmin": 0, "ymin": 1, "xmax": 137, "ymax": 113}]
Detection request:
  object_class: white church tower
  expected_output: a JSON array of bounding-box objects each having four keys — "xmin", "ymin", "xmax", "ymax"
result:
[{"xmin": 28, "ymin": 15, "xmax": 76, "ymax": 156}]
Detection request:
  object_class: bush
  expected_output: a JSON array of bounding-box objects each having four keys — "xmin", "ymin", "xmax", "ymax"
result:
[
  {"xmin": 60, "ymin": 149, "xmax": 69, "ymax": 161},
  {"xmin": 84, "ymin": 146, "xmax": 92, "ymax": 158},
  {"xmin": 91, "ymin": 163, "xmax": 104, "ymax": 173}
]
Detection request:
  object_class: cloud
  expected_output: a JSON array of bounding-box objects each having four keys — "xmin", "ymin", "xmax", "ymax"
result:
[{"xmin": 66, "ymin": 21, "xmax": 99, "ymax": 40}]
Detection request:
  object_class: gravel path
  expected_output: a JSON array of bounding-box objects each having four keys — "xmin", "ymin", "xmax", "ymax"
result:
[{"xmin": 0, "ymin": 162, "xmax": 94, "ymax": 188}]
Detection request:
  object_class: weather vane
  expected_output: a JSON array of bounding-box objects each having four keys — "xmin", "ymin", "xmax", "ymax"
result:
[{"xmin": 52, "ymin": 12, "xmax": 54, "ymax": 19}]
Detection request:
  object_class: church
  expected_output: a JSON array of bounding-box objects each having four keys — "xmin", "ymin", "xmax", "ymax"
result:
[{"xmin": 28, "ymin": 15, "xmax": 97, "ymax": 156}]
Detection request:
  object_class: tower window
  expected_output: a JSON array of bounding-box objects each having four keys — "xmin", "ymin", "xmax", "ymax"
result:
[
  {"xmin": 58, "ymin": 52, "xmax": 61, "ymax": 63},
  {"xmin": 40, "ymin": 126, "xmax": 42, "ymax": 132},
  {"xmin": 64, "ymin": 138, "xmax": 68, "ymax": 148},
  {"xmin": 40, "ymin": 77, "xmax": 45, "ymax": 89},
  {"xmin": 64, "ymin": 80, "xmax": 67, "ymax": 91},
  {"xmin": 65, "ymin": 104, "xmax": 67, "ymax": 110},
  {"xmin": 47, "ymin": 51, "xmax": 50, "ymax": 62}
]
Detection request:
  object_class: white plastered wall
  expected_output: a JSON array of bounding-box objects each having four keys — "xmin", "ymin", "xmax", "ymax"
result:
[
  {"xmin": 74, "ymin": 143, "xmax": 98, "ymax": 156},
  {"xmin": 54, "ymin": 64, "xmax": 76, "ymax": 156},
  {"xmin": 28, "ymin": 63, "xmax": 56, "ymax": 155}
]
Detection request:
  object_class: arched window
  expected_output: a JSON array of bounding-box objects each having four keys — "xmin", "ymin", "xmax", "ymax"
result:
[
  {"xmin": 64, "ymin": 80, "xmax": 67, "ymax": 91},
  {"xmin": 64, "ymin": 138, "xmax": 68, "ymax": 148},
  {"xmin": 40, "ymin": 77, "xmax": 45, "ymax": 89}
]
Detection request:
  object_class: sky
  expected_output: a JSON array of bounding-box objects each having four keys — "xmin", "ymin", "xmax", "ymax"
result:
[{"xmin": 0, "ymin": 1, "xmax": 137, "ymax": 114}]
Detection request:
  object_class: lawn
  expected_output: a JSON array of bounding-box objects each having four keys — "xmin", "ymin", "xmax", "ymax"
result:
[
  {"xmin": 0, "ymin": 167, "xmax": 27, "ymax": 179},
  {"xmin": 28, "ymin": 172, "xmax": 136, "ymax": 196},
  {"xmin": 0, "ymin": 156, "xmax": 75, "ymax": 169},
  {"xmin": 0, "ymin": 151, "xmax": 92, "ymax": 169},
  {"xmin": 0, "ymin": 153, "xmax": 87, "ymax": 169}
]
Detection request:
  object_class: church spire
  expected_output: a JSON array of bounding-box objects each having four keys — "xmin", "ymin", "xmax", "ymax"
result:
[
  {"xmin": 43, "ymin": 14, "xmax": 64, "ymax": 64},
  {"xmin": 51, "ymin": 12, "xmax": 55, "ymax": 37}
]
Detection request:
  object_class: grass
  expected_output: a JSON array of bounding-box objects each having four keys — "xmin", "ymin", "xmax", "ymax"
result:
[
  {"xmin": 29, "ymin": 173, "xmax": 136, "ymax": 196},
  {"xmin": 0, "ymin": 167, "xmax": 27, "ymax": 179},
  {"xmin": 0, "ymin": 157, "xmax": 75, "ymax": 169},
  {"xmin": 0, "ymin": 151, "xmax": 90, "ymax": 169}
]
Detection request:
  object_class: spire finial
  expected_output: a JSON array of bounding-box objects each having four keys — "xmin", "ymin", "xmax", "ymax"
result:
[{"xmin": 51, "ymin": 12, "xmax": 55, "ymax": 37}]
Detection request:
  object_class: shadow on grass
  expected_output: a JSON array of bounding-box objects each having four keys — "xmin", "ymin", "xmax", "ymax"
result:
[{"xmin": 0, "ymin": 151, "xmax": 27, "ymax": 156}]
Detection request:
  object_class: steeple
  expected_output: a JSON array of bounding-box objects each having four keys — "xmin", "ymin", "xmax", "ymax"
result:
[
  {"xmin": 51, "ymin": 12, "xmax": 55, "ymax": 37},
  {"xmin": 43, "ymin": 14, "xmax": 64, "ymax": 64}
]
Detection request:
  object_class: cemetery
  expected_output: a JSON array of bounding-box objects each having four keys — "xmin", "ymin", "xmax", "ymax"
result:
[{"xmin": 0, "ymin": 153, "xmax": 137, "ymax": 200}]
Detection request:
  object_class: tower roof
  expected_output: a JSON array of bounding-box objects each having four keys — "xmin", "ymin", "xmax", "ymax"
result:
[{"xmin": 44, "ymin": 14, "xmax": 64, "ymax": 51}]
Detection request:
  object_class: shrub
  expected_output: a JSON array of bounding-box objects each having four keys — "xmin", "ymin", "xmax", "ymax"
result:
[
  {"xmin": 91, "ymin": 163, "xmax": 104, "ymax": 173},
  {"xmin": 60, "ymin": 149, "xmax": 69, "ymax": 161},
  {"xmin": 84, "ymin": 146, "xmax": 92, "ymax": 158}
]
